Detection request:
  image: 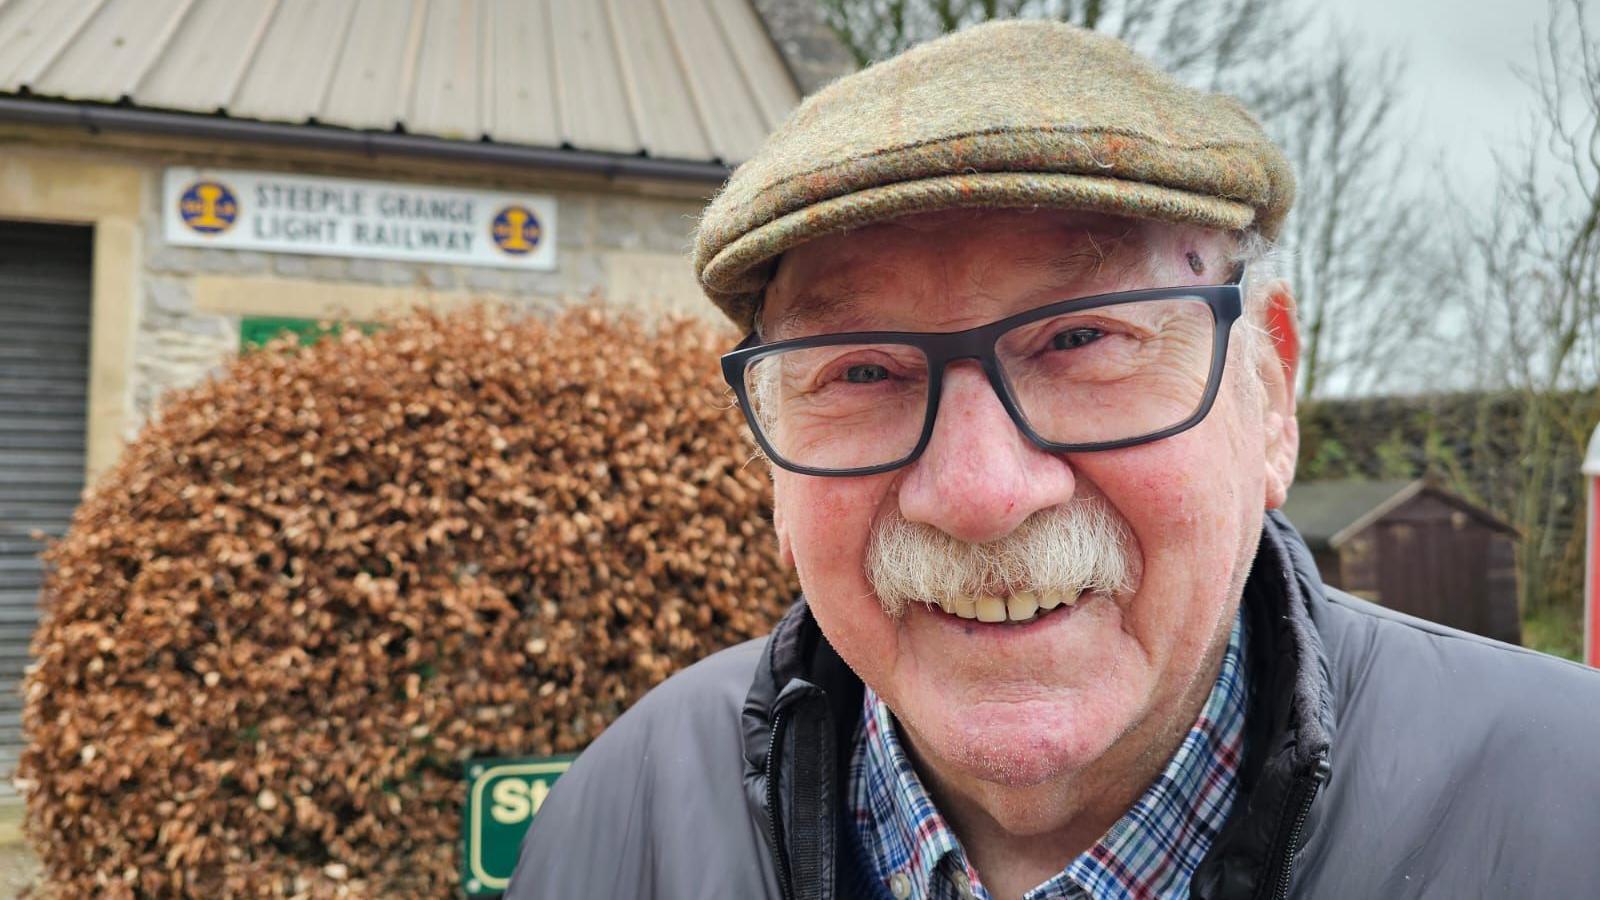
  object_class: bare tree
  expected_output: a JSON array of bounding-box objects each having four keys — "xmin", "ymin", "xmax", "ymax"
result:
[
  {"xmin": 1278, "ymin": 46, "xmax": 1442, "ymax": 399},
  {"xmin": 818, "ymin": 0, "xmax": 1295, "ymax": 109},
  {"xmin": 1455, "ymin": 0, "xmax": 1600, "ymax": 616}
]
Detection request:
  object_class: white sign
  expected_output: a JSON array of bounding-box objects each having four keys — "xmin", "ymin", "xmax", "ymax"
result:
[{"xmin": 162, "ymin": 168, "xmax": 557, "ymax": 270}]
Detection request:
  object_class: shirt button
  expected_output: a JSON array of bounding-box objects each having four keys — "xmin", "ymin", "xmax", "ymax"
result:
[
  {"xmin": 889, "ymin": 872, "xmax": 912, "ymax": 898},
  {"xmin": 952, "ymin": 871, "xmax": 975, "ymax": 899}
]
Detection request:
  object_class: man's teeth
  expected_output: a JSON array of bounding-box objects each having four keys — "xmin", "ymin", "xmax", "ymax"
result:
[
  {"xmin": 941, "ymin": 590, "xmax": 1077, "ymax": 623},
  {"xmin": 975, "ymin": 596, "xmax": 1007, "ymax": 622},
  {"xmin": 1007, "ymin": 591, "xmax": 1038, "ymax": 621}
]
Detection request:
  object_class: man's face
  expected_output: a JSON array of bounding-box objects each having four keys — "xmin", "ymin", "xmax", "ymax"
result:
[{"xmin": 761, "ymin": 210, "xmax": 1298, "ymax": 802}]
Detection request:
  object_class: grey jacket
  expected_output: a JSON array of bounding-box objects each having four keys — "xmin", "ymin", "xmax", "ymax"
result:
[{"xmin": 509, "ymin": 511, "xmax": 1600, "ymax": 898}]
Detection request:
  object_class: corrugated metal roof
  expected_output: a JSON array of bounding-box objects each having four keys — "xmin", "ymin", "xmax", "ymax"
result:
[
  {"xmin": 1282, "ymin": 479, "xmax": 1515, "ymax": 550},
  {"xmin": 0, "ymin": 0, "xmax": 800, "ymax": 166},
  {"xmin": 1283, "ymin": 479, "xmax": 1422, "ymax": 550}
]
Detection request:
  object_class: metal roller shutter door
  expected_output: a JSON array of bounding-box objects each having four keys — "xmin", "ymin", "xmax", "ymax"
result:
[{"xmin": 0, "ymin": 222, "xmax": 92, "ymax": 800}]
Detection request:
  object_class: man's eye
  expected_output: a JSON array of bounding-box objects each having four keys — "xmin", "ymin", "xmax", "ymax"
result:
[
  {"xmin": 1050, "ymin": 328, "xmax": 1103, "ymax": 350},
  {"xmin": 844, "ymin": 363, "xmax": 890, "ymax": 383}
]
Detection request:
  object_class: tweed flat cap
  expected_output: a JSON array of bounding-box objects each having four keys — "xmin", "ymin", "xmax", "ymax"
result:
[{"xmin": 693, "ymin": 20, "xmax": 1294, "ymax": 328}]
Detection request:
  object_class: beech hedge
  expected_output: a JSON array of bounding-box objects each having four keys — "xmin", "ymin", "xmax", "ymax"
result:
[{"xmin": 19, "ymin": 307, "xmax": 794, "ymax": 897}]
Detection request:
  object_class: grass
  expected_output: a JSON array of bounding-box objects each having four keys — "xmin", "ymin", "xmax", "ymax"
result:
[{"xmin": 1522, "ymin": 602, "xmax": 1584, "ymax": 662}]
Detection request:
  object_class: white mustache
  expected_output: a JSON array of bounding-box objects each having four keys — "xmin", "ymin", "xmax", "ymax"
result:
[{"xmin": 865, "ymin": 497, "xmax": 1133, "ymax": 618}]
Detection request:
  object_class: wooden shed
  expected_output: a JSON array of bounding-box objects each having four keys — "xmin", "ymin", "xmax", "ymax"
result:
[{"xmin": 1282, "ymin": 479, "xmax": 1520, "ymax": 644}]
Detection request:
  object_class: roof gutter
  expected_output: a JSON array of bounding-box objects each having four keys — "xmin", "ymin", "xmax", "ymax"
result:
[{"xmin": 0, "ymin": 97, "xmax": 733, "ymax": 185}]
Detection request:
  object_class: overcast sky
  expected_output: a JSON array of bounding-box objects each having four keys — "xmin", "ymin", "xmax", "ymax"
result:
[{"xmin": 1318, "ymin": 0, "xmax": 1560, "ymax": 200}]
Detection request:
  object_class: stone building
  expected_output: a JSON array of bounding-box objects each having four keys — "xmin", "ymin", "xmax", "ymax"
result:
[{"xmin": 0, "ymin": 0, "xmax": 819, "ymax": 811}]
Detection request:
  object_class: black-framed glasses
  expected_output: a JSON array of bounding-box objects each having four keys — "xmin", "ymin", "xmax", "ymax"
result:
[{"xmin": 721, "ymin": 268, "xmax": 1244, "ymax": 477}]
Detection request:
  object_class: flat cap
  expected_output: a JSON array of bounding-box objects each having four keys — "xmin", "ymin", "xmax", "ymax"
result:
[{"xmin": 693, "ymin": 20, "xmax": 1294, "ymax": 328}]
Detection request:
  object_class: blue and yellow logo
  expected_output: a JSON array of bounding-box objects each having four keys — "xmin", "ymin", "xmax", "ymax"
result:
[
  {"xmin": 490, "ymin": 205, "xmax": 542, "ymax": 256},
  {"xmin": 178, "ymin": 180, "xmax": 239, "ymax": 235}
]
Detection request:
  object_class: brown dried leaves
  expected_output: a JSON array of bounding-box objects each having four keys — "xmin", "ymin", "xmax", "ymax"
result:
[{"xmin": 19, "ymin": 306, "xmax": 795, "ymax": 897}]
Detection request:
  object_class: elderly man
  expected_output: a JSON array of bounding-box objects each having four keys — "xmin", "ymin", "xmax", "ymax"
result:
[{"xmin": 510, "ymin": 21, "xmax": 1600, "ymax": 900}]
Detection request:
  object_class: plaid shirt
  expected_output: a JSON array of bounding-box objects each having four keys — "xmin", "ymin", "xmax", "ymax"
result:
[{"xmin": 848, "ymin": 610, "xmax": 1247, "ymax": 900}]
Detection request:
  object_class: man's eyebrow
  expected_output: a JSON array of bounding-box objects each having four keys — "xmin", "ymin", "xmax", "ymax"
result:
[{"xmin": 766, "ymin": 283, "xmax": 872, "ymax": 340}]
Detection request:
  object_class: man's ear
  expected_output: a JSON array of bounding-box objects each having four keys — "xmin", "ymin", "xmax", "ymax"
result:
[
  {"xmin": 1259, "ymin": 281, "xmax": 1300, "ymax": 510},
  {"xmin": 772, "ymin": 491, "xmax": 796, "ymax": 569}
]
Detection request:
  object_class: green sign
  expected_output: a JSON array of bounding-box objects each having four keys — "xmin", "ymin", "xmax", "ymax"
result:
[
  {"xmin": 461, "ymin": 755, "xmax": 576, "ymax": 895},
  {"xmin": 238, "ymin": 315, "xmax": 380, "ymax": 351}
]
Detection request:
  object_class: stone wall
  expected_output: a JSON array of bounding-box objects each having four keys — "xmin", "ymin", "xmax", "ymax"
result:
[{"xmin": 118, "ymin": 147, "xmax": 715, "ymax": 436}]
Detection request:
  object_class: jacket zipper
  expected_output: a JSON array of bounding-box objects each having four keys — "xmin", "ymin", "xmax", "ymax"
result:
[
  {"xmin": 765, "ymin": 709, "xmax": 795, "ymax": 900},
  {"xmin": 1267, "ymin": 758, "xmax": 1330, "ymax": 900},
  {"xmin": 788, "ymin": 710, "xmax": 826, "ymax": 899}
]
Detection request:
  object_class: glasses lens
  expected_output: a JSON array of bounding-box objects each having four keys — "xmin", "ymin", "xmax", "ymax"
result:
[
  {"xmin": 743, "ymin": 342, "xmax": 930, "ymax": 471},
  {"xmin": 996, "ymin": 297, "xmax": 1218, "ymax": 446}
]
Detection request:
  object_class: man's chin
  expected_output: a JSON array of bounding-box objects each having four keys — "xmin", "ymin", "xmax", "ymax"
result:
[{"xmin": 902, "ymin": 696, "xmax": 1136, "ymax": 790}]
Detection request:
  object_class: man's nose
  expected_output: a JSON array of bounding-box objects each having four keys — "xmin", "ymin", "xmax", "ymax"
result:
[{"xmin": 896, "ymin": 362, "xmax": 1077, "ymax": 544}]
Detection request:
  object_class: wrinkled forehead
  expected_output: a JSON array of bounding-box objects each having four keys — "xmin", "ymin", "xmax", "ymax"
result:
[{"xmin": 758, "ymin": 209, "xmax": 1229, "ymax": 340}]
